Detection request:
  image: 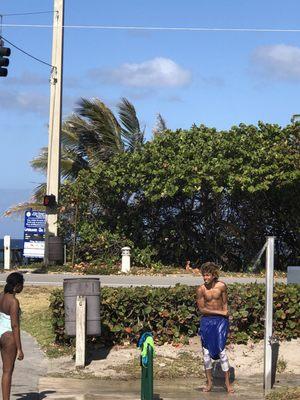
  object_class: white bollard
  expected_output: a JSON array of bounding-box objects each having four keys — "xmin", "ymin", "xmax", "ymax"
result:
[
  {"xmin": 75, "ymin": 295, "xmax": 86, "ymax": 369},
  {"xmin": 4, "ymin": 235, "xmax": 11, "ymax": 270},
  {"xmin": 121, "ymin": 246, "xmax": 131, "ymax": 273}
]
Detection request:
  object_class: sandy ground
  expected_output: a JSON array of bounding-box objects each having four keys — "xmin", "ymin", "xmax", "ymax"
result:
[{"xmin": 45, "ymin": 338, "xmax": 300, "ymax": 379}]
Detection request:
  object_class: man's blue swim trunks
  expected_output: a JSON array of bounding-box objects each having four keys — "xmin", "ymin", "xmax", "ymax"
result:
[{"xmin": 198, "ymin": 315, "xmax": 229, "ymax": 360}]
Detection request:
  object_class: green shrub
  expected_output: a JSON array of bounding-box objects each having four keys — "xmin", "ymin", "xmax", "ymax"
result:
[
  {"xmin": 72, "ymin": 229, "xmax": 134, "ymax": 264},
  {"xmin": 50, "ymin": 284, "xmax": 300, "ymax": 346},
  {"xmin": 131, "ymin": 246, "xmax": 158, "ymax": 268}
]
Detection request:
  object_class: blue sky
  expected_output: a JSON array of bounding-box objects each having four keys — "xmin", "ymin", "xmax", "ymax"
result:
[{"xmin": 1, "ymin": 0, "xmax": 300, "ymax": 237}]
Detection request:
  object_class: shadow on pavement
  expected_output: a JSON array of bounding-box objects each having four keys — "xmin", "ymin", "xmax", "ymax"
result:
[
  {"xmin": 14, "ymin": 390, "xmax": 56, "ymax": 400},
  {"xmin": 212, "ymin": 362, "xmax": 235, "ymax": 382},
  {"xmin": 271, "ymin": 341, "xmax": 280, "ymax": 387},
  {"xmin": 85, "ymin": 345, "xmax": 113, "ymax": 365}
]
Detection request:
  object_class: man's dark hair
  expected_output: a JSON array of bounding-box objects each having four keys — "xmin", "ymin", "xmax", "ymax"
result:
[{"xmin": 200, "ymin": 262, "xmax": 220, "ymax": 279}]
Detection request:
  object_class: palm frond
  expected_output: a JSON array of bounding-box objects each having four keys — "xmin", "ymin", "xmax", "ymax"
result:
[
  {"xmin": 3, "ymin": 202, "xmax": 43, "ymax": 218},
  {"xmin": 61, "ymin": 148, "xmax": 89, "ymax": 180},
  {"xmin": 152, "ymin": 113, "xmax": 168, "ymax": 138},
  {"xmin": 118, "ymin": 97, "xmax": 144, "ymax": 151},
  {"xmin": 61, "ymin": 119, "xmax": 81, "ymax": 148},
  {"xmin": 30, "ymin": 147, "xmax": 48, "ymax": 173},
  {"xmin": 32, "ymin": 183, "xmax": 47, "ymax": 202},
  {"xmin": 76, "ymin": 98, "xmax": 124, "ymax": 165}
]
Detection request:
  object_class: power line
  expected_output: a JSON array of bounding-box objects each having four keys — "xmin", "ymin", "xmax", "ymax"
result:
[
  {"xmin": 0, "ymin": 34, "xmax": 53, "ymax": 67},
  {"xmin": 0, "ymin": 11, "xmax": 55, "ymax": 17},
  {"xmin": 1, "ymin": 23, "xmax": 300, "ymax": 33}
]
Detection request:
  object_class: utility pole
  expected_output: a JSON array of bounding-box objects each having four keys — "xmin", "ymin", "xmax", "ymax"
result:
[{"xmin": 44, "ymin": 0, "xmax": 65, "ymax": 266}]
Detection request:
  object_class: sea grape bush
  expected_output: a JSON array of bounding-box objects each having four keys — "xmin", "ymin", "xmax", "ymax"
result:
[
  {"xmin": 59, "ymin": 122, "xmax": 300, "ymax": 270},
  {"xmin": 50, "ymin": 283, "xmax": 299, "ymax": 346}
]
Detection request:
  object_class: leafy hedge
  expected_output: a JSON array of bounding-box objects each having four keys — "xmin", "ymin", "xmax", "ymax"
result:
[{"xmin": 50, "ymin": 284, "xmax": 299, "ymax": 346}]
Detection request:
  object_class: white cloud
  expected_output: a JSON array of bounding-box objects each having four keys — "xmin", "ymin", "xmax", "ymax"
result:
[
  {"xmin": 0, "ymin": 90, "xmax": 49, "ymax": 115},
  {"xmin": 90, "ymin": 57, "xmax": 191, "ymax": 88},
  {"xmin": 7, "ymin": 71, "xmax": 81, "ymax": 89},
  {"xmin": 252, "ymin": 44, "xmax": 300, "ymax": 81},
  {"xmin": 0, "ymin": 89, "xmax": 77, "ymax": 116},
  {"xmin": 7, "ymin": 72, "xmax": 47, "ymax": 86}
]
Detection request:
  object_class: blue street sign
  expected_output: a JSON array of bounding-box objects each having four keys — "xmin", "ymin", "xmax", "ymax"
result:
[{"xmin": 23, "ymin": 210, "xmax": 46, "ymax": 258}]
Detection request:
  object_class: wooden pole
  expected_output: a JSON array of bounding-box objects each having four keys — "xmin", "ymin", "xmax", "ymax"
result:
[{"xmin": 75, "ymin": 295, "xmax": 86, "ymax": 368}]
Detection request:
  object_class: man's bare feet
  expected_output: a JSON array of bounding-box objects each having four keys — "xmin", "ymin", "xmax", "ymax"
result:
[
  {"xmin": 202, "ymin": 383, "xmax": 212, "ymax": 392},
  {"xmin": 226, "ymin": 384, "xmax": 234, "ymax": 394},
  {"xmin": 224, "ymin": 370, "xmax": 234, "ymax": 394}
]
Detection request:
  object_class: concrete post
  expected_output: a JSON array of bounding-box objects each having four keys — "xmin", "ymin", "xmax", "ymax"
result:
[
  {"xmin": 121, "ymin": 246, "xmax": 131, "ymax": 273},
  {"xmin": 4, "ymin": 235, "xmax": 11, "ymax": 270},
  {"xmin": 44, "ymin": 0, "xmax": 65, "ymax": 266},
  {"xmin": 264, "ymin": 236, "xmax": 275, "ymax": 394},
  {"xmin": 75, "ymin": 295, "xmax": 86, "ymax": 368}
]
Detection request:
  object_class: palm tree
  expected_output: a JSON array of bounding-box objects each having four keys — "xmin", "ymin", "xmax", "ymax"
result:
[
  {"xmin": 152, "ymin": 113, "xmax": 168, "ymax": 138},
  {"xmin": 4, "ymin": 97, "xmax": 145, "ymax": 216}
]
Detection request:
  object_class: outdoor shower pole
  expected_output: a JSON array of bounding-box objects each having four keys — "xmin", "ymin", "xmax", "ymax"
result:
[{"xmin": 264, "ymin": 236, "xmax": 275, "ymax": 394}]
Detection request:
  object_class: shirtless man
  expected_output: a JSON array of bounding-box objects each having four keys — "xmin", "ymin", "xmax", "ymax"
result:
[{"xmin": 196, "ymin": 262, "xmax": 234, "ymax": 393}]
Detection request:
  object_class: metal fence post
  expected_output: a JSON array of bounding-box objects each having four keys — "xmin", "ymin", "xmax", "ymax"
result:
[
  {"xmin": 141, "ymin": 345, "xmax": 153, "ymax": 400},
  {"xmin": 264, "ymin": 236, "xmax": 275, "ymax": 394}
]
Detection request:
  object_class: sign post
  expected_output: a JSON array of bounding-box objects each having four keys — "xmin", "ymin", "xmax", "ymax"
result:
[
  {"xmin": 23, "ymin": 210, "xmax": 46, "ymax": 259},
  {"xmin": 75, "ymin": 295, "xmax": 87, "ymax": 368},
  {"xmin": 4, "ymin": 235, "xmax": 11, "ymax": 270}
]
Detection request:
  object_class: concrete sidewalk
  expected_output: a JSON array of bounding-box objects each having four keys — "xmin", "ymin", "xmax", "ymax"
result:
[
  {"xmin": 1, "ymin": 332, "xmax": 298, "ymax": 400},
  {"xmin": 37, "ymin": 374, "xmax": 300, "ymax": 400},
  {"xmin": 38, "ymin": 376, "xmax": 262, "ymax": 400}
]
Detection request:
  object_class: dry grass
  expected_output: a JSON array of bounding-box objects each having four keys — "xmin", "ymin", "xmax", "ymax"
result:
[
  {"xmin": 17, "ymin": 286, "xmax": 53, "ymax": 313},
  {"xmin": 265, "ymin": 387, "xmax": 300, "ymax": 400},
  {"xmin": 14, "ymin": 286, "xmax": 73, "ymax": 358},
  {"xmin": 112, "ymin": 352, "xmax": 205, "ymax": 380}
]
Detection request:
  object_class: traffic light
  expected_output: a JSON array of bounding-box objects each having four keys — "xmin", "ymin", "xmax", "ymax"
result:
[
  {"xmin": 43, "ymin": 194, "xmax": 56, "ymax": 207},
  {"xmin": 0, "ymin": 39, "xmax": 11, "ymax": 77}
]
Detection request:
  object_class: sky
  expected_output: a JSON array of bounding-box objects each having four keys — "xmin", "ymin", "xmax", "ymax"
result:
[{"xmin": 1, "ymin": 0, "xmax": 300, "ymax": 238}]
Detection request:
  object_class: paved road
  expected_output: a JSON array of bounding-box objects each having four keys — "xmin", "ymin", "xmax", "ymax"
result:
[{"xmin": 0, "ymin": 272, "xmax": 286, "ymax": 287}]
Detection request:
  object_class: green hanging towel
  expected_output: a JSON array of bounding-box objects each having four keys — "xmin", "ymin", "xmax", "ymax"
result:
[{"xmin": 138, "ymin": 332, "xmax": 155, "ymax": 366}]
